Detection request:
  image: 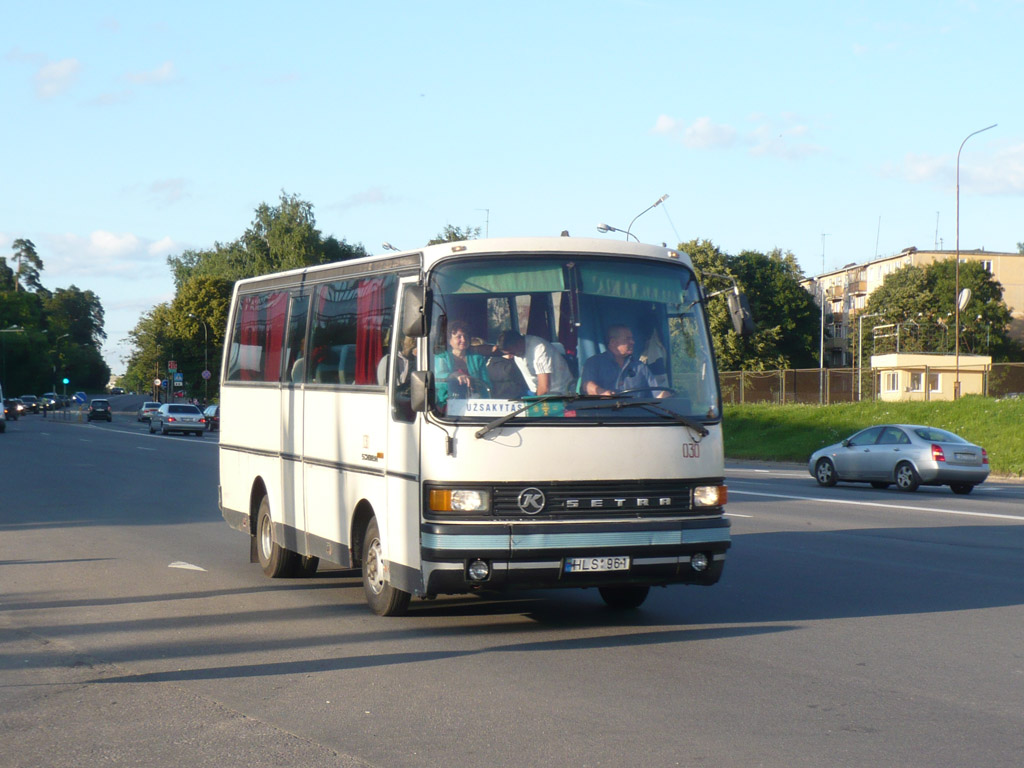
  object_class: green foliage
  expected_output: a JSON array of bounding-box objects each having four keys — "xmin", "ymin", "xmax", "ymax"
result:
[
  {"xmin": 723, "ymin": 397, "xmax": 1024, "ymax": 476},
  {"xmin": 682, "ymin": 239, "xmax": 819, "ymax": 371},
  {"xmin": 428, "ymin": 224, "xmax": 481, "ymax": 245},
  {"xmin": 859, "ymin": 258, "xmax": 1021, "ymax": 362},
  {"xmin": 1, "ymin": 242, "xmax": 109, "ymax": 392}
]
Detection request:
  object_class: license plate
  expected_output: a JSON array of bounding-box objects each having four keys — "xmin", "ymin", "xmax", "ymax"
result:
[
  {"xmin": 954, "ymin": 452, "xmax": 974, "ymax": 461},
  {"xmin": 564, "ymin": 556, "xmax": 630, "ymax": 573}
]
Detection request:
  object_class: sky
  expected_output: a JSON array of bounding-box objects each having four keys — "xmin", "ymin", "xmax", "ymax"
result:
[{"xmin": 3, "ymin": 1, "xmax": 1022, "ymax": 374}]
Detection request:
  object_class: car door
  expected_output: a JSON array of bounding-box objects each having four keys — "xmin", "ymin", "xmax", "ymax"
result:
[
  {"xmin": 834, "ymin": 426, "xmax": 884, "ymax": 480},
  {"xmin": 863, "ymin": 426, "xmax": 909, "ymax": 480}
]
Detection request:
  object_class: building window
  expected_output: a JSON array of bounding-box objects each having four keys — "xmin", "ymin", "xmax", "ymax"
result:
[
  {"xmin": 884, "ymin": 372, "xmax": 899, "ymax": 392},
  {"xmin": 981, "ymin": 260, "xmax": 993, "ymax": 273},
  {"xmin": 929, "ymin": 373, "xmax": 940, "ymax": 392},
  {"xmin": 908, "ymin": 372, "xmax": 924, "ymax": 392}
]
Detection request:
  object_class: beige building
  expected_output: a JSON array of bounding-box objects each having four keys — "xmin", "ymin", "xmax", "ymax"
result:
[
  {"xmin": 801, "ymin": 247, "xmax": 1024, "ymax": 367},
  {"xmin": 870, "ymin": 353, "xmax": 991, "ymax": 402}
]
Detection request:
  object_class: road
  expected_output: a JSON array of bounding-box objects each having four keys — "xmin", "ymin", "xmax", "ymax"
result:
[{"xmin": 2, "ymin": 414, "xmax": 1022, "ymax": 768}]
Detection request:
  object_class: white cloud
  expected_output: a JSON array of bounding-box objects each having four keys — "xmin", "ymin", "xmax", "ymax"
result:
[
  {"xmin": 125, "ymin": 60, "xmax": 176, "ymax": 85},
  {"xmin": 885, "ymin": 145, "xmax": 1024, "ymax": 196},
  {"xmin": 332, "ymin": 186, "xmax": 398, "ymax": 213},
  {"xmin": 748, "ymin": 115, "xmax": 822, "ymax": 160},
  {"xmin": 651, "ymin": 115, "xmax": 737, "ymax": 149},
  {"xmin": 43, "ymin": 231, "xmax": 181, "ymax": 280},
  {"xmin": 35, "ymin": 58, "xmax": 81, "ymax": 99}
]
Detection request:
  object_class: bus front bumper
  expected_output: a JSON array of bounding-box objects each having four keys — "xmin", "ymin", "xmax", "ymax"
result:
[{"xmin": 419, "ymin": 517, "xmax": 730, "ymax": 596}]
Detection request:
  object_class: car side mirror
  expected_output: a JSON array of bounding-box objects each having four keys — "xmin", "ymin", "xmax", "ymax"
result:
[
  {"xmin": 410, "ymin": 370, "xmax": 433, "ymax": 413},
  {"xmin": 401, "ymin": 285, "xmax": 431, "ymax": 338},
  {"xmin": 841, "ymin": 438, "xmax": 850, "ymax": 447}
]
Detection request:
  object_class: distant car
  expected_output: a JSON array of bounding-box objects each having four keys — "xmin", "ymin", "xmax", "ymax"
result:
[
  {"xmin": 41, "ymin": 392, "xmax": 61, "ymax": 409},
  {"xmin": 137, "ymin": 402, "xmax": 162, "ymax": 422},
  {"xmin": 87, "ymin": 399, "xmax": 113, "ymax": 422},
  {"xmin": 20, "ymin": 395, "xmax": 40, "ymax": 413},
  {"xmin": 149, "ymin": 403, "xmax": 206, "ymax": 436},
  {"xmin": 110, "ymin": 387, "xmax": 125, "ymax": 395},
  {"xmin": 3, "ymin": 398, "xmax": 20, "ymax": 421},
  {"xmin": 809, "ymin": 424, "xmax": 989, "ymax": 495},
  {"xmin": 203, "ymin": 404, "xmax": 220, "ymax": 431}
]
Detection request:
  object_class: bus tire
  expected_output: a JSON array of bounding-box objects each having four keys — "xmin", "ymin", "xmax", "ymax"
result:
[
  {"xmin": 293, "ymin": 555, "xmax": 319, "ymax": 577},
  {"xmin": 361, "ymin": 517, "xmax": 410, "ymax": 616},
  {"xmin": 256, "ymin": 495, "xmax": 297, "ymax": 578},
  {"xmin": 599, "ymin": 585, "xmax": 650, "ymax": 610}
]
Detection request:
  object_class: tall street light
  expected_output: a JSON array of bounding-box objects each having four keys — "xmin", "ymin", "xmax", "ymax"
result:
[
  {"xmin": 818, "ymin": 234, "xmax": 829, "ymax": 404},
  {"xmin": 955, "ymin": 122, "xmax": 997, "ymax": 399},
  {"xmin": 597, "ymin": 194, "xmax": 669, "ymax": 242},
  {"xmin": 188, "ymin": 313, "xmax": 210, "ymax": 404},
  {"xmin": 53, "ymin": 333, "xmax": 70, "ymax": 394}
]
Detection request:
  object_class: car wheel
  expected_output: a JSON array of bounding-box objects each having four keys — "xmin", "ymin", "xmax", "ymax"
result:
[
  {"xmin": 598, "ymin": 585, "xmax": 650, "ymax": 610},
  {"xmin": 256, "ymin": 495, "xmax": 298, "ymax": 578},
  {"xmin": 148, "ymin": 420, "xmax": 156, "ymax": 434},
  {"xmin": 870, "ymin": 481, "xmax": 890, "ymax": 489},
  {"xmin": 361, "ymin": 516, "xmax": 410, "ymax": 616},
  {"xmin": 814, "ymin": 458, "xmax": 837, "ymax": 487},
  {"xmin": 161, "ymin": 425, "xmax": 169, "ymax": 435},
  {"xmin": 950, "ymin": 483, "xmax": 974, "ymax": 495},
  {"xmin": 895, "ymin": 462, "xmax": 920, "ymax": 492}
]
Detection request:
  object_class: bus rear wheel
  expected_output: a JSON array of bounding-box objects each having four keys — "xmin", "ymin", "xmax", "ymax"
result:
[
  {"xmin": 599, "ymin": 585, "xmax": 650, "ymax": 610},
  {"xmin": 256, "ymin": 495, "xmax": 297, "ymax": 578},
  {"xmin": 361, "ymin": 517, "xmax": 410, "ymax": 616}
]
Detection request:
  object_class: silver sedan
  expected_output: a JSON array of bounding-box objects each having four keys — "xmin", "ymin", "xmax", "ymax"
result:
[{"xmin": 809, "ymin": 424, "xmax": 989, "ymax": 495}]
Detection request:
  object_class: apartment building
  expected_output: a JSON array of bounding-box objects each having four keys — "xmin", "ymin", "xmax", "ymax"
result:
[{"xmin": 801, "ymin": 247, "xmax": 1024, "ymax": 366}]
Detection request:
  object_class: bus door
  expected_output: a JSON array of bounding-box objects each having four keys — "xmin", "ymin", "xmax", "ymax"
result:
[
  {"xmin": 281, "ymin": 291, "xmax": 310, "ymax": 550},
  {"xmin": 385, "ymin": 277, "xmax": 423, "ymax": 580}
]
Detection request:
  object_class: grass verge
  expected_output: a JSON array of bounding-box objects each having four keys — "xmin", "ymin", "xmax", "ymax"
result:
[{"xmin": 723, "ymin": 395, "xmax": 1024, "ymax": 477}]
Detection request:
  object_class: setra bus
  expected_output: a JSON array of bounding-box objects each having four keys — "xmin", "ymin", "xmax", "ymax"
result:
[{"xmin": 218, "ymin": 236, "xmax": 752, "ymax": 615}]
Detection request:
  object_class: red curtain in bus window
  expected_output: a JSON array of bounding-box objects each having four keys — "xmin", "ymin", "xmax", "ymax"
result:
[
  {"xmin": 240, "ymin": 296, "xmax": 259, "ymax": 381},
  {"xmin": 355, "ymin": 277, "xmax": 385, "ymax": 385},
  {"xmin": 262, "ymin": 292, "xmax": 287, "ymax": 382}
]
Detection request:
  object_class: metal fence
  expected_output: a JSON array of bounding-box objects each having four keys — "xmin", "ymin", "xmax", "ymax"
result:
[{"xmin": 720, "ymin": 363, "xmax": 1024, "ymax": 405}]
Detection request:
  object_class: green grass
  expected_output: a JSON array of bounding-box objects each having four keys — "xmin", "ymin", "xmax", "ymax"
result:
[{"xmin": 723, "ymin": 396, "xmax": 1024, "ymax": 477}]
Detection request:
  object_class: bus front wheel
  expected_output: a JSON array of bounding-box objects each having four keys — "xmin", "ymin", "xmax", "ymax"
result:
[
  {"xmin": 256, "ymin": 496, "xmax": 297, "ymax": 578},
  {"xmin": 361, "ymin": 517, "xmax": 410, "ymax": 616},
  {"xmin": 599, "ymin": 585, "xmax": 650, "ymax": 610}
]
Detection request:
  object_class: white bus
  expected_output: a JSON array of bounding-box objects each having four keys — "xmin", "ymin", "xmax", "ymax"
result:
[{"xmin": 218, "ymin": 237, "xmax": 752, "ymax": 615}]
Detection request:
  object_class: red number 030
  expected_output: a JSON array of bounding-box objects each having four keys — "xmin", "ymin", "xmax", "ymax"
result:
[{"xmin": 681, "ymin": 443, "xmax": 700, "ymax": 459}]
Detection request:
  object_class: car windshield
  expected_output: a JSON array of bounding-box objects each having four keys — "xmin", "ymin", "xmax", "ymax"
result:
[
  {"xmin": 426, "ymin": 253, "xmax": 720, "ymax": 425},
  {"xmin": 914, "ymin": 427, "xmax": 967, "ymax": 444},
  {"xmin": 168, "ymin": 405, "xmax": 201, "ymax": 414}
]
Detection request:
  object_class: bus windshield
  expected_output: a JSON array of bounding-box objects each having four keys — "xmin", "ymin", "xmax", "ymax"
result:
[{"xmin": 427, "ymin": 254, "xmax": 720, "ymax": 424}]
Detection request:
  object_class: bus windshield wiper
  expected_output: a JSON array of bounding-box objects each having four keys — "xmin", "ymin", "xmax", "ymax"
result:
[
  {"xmin": 474, "ymin": 393, "xmax": 582, "ymax": 439},
  {"xmin": 618, "ymin": 398, "xmax": 710, "ymax": 436}
]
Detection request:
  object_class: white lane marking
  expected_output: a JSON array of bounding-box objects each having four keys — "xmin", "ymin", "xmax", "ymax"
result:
[
  {"xmin": 137, "ymin": 446, "xmax": 157, "ymax": 451},
  {"xmin": 169, "ymin": 561, "xmax": 207, "ymax": 572},
  {"xmin": 729, "ymin": 489, "xmax": 1024, "ymax": 522}
]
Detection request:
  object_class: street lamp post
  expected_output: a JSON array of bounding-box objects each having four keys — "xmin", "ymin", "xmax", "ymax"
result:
[
  {"xmin": 857, "ymin": 312, "xmax": 882, "ymax": 401},
  {"xmin": 955, "ymin": 123, "xmax": 997, "ymax": 399},
  {"xmin": 188, "ymin": 313, "xmax": 210, "ymax": 404},
  {"xmin": 597, "ymin": 194, "xmax": 669, "ymax": 242}
]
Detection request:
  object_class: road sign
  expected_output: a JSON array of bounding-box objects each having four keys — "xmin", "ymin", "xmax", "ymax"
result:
[
  {"xmin": 202, "ymin": 370, "xmax": 212, "ymax": 380},
  {"xmin": 168, "ymin": 360, "xmax": 177, "ymax": 372},
  {"xmin": 154, "ymin": 378, "xmax": 162, "ymax": 387}
]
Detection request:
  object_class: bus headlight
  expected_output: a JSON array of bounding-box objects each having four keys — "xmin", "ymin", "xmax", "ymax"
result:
[
  {"xmin": 429, "ymin": 489, "xmax": 491, "ymax": 513},
  {"xmin": 693, "ymin": 485, "xmax": 727, "ymax": 507}
]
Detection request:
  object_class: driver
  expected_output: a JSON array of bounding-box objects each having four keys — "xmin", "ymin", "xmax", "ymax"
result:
[
  {"xmin": 582, "ymin": 324, "xmax": 668, "ymax": 398},
  {"xmin": 434, "ymin": 319, "xmax": 492, "ymax": 405}
]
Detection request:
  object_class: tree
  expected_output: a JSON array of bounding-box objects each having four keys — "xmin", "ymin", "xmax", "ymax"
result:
[
  {"xmin": 428, "ymin": 225, "xmax": 481, "ymax": 245},
  {"xmin": 859, "ymin": 258, "xmax": 1020, "ymax": 361},
  {"xmin": 11, "ymin": 238, "xmax": 46, "ymax": 293},
  {"xmin": 0, "ymin": 256, "xmax": 15, "ymax": 291},
  {"xmin": 44, "ymin": 286, "xmax": 107, "ymax": 347},
  {"xmin": 167, "ymin": 192, "xmax": 367, "ymax": 289},
  {"xmin": 682, "ymin": 239, "xmax": 819, "ymax": 371}
]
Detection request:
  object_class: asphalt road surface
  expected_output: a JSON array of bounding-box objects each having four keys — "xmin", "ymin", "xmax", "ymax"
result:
[{"xmin": 2, "ymin": 414, "xmax": 1022, "ymax": 767}]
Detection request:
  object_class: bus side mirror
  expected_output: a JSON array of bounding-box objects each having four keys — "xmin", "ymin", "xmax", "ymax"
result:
[
  {"xmin": 410, "ymin": 370, "xmax": 433, "ymax": 412},
  {"xmin": 727, "ymin": 291, "xmax": 756, "ymax": 337},
  {"xmin": 401, "ymin": 285, "xmax": 431, "ymax": 338}
]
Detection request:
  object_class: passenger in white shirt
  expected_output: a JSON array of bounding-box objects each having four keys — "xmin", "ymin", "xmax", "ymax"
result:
[{"xmin": 495, "ymin": 331, "xmax": 574, "ymax": 396}]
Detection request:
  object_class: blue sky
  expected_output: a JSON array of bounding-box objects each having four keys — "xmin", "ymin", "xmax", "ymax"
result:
[{"xmin": 3, "ymin": 1, "xmax": 1022, "ymax": 373}]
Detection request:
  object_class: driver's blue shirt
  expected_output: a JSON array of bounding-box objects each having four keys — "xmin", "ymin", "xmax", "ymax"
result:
[{"xmin": 581, "ymin": 352, "xmax": 659, "ymax": 394}]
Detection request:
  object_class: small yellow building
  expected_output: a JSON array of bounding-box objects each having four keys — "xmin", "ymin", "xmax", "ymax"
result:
[{"xmin": 870, "ymin": 353, "xmax": 991, "ymax": 401}]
